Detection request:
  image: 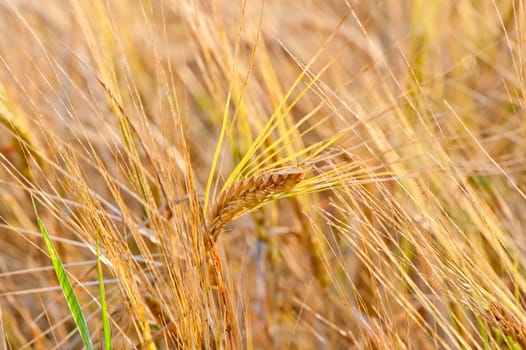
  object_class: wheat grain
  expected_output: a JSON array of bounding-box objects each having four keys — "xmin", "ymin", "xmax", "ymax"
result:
[{"xmin": 207, "ymin": 170, "xmax": 304, "ymax": 240}]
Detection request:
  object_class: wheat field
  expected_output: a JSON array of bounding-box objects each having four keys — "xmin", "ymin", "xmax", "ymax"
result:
[{"xmin": 0, "ymin": 1, "xmax": 525, "ymax": 349}]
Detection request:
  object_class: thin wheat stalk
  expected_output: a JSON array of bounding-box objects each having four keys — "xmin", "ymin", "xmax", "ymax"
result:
[{"xmin": 207, "ymin": 169, "xmax": 304, "ymax": 240}]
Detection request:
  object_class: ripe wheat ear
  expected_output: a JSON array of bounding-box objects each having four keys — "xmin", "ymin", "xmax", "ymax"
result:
[
  {"xmin": 207, "ymin": 170, "xmax": 304, "ymax": 240},
  {"xmin": 484, "ymin": 303, "xmax": 526, "ymax": 348}
]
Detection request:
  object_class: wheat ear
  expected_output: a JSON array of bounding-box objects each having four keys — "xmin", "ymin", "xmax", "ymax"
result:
[
  {"xmin": 207, "ymin": 170, "xmax": 304, "ymax": 240},
  {"xmin": 484, "ymin": 303, "xmax": 526, "ymax": 347}
]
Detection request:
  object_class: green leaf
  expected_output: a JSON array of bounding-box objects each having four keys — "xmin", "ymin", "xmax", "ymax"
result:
[
  {"xmin": 96, "ymin": 231, "xmax": 112, "ymax": 350},
  {"xmin": 33, "ymin": 200, "xmax": 93, "ymax": 350}
]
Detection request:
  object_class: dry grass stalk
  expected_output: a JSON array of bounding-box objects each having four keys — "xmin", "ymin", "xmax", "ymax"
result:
[
  {"xmin": 207, "ymin": 170, "xmax": 304, "ymax": 240},
  {"xmin": 143, "ymin": 295, "xmax": 182, "ymax": 345}
]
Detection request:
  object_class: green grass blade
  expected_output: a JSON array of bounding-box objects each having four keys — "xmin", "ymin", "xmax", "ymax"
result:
[
  {"xmin": 96, "ymin": 231, "xmax": 112, "ymax": 350},
  {"xmin": 33, "ymin": 202, "xmax": 93, "ymax": 350}
]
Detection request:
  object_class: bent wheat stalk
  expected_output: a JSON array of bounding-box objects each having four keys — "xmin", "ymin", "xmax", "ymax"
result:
[
  {"xmin": 207, "ymin": 169, "xmax": 304, "ymax": 240},
  {"xmin": 203, "ymin": 169, "xmax": 303, "ymax": 338}
]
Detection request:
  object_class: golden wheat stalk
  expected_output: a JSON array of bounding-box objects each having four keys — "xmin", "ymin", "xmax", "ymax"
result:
[{"xmin": 207, "ymin": 169, "xmax": 304, "ymax": 240}]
